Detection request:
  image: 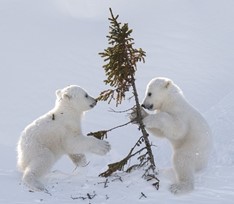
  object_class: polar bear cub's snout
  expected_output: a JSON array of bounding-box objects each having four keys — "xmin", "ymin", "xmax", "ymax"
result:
[
  {"xmin": 89, "ymin": 97, "xmax": 97, "ymax": 108},
  {"xmin": 141, "ymin": 103, "xmax": 153, "ymax": 110}
]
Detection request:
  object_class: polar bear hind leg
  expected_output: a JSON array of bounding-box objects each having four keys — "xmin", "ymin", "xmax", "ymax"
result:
[
  {"xmin": 170, "ymin": 151, "xmax": 195, "ymax": 194},
  {"xmin": 22, "ymin": 149, "xmax": 55, "ymax": 191}
]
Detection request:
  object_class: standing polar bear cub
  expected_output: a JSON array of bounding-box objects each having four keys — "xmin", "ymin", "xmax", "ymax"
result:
[
  {"xmin": 141, "ymin": 77, "xmax": 212, "ymax": 194},
  {"xmin": 17, "ymin": 85, "xmax": 111, "ymax": 191}
]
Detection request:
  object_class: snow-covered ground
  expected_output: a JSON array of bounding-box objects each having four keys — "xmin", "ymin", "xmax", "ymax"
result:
[{"xmin": 1, "ymin": 0, "xmax": 234, "ymax": 203}]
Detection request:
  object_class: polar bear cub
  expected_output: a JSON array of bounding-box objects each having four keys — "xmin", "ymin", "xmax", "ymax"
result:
[
  {"xmin": 141, "ymin": 77, "xmax": 212, "ymax": 194},
  {"xmin": 17, "ymin": 85, "xmax": 111, "ymax": 191}
]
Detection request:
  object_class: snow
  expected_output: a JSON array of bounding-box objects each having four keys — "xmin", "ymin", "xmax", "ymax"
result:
[{"xmin": 1, "ymin": 0, "xmax": 234, "ymax": 203}]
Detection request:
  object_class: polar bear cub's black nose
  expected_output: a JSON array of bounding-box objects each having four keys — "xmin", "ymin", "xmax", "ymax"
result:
[{"xmin": 141, "ymin": 103, "xmax": 153, "ymax": 110}]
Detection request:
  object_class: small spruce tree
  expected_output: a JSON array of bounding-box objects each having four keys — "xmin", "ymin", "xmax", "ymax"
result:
[{"xmin": 89, "ymin": 8, "xmax": 159, "ymax": 189}]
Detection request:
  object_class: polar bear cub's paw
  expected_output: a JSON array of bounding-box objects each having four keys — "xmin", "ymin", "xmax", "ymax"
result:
[
  {"xmin": 169, "ymin": 182, "xmax": 193, "ymax": 195},
  {"xmin": 69, "ymin": 154, "xmax": 87, "ymax": 167},
  {"xmin": 23, "ymin": 171, "xmax": 47, "ymax": 192},
  {"xmin": 91, "ymin": 138, "xmax": 111, "ymax": 156},
  {"xmin": 129, "ymin": 106, "xmax": 148, "ymax": 124}
]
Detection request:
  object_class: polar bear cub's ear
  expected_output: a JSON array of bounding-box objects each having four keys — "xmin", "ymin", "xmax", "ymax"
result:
[
  {"xmin": 62, "ymin": 91, "xmax": 72, "ymax": 100},
  {"xmin": 164, "ymin": 79, "xmax": 172, "ymax": 89},
  {"xmin": 55, "ymin": 89, "xmax": 71, "ymax": 100},
  {"xmin": 56, "ymin": 89, "xmax": 62, "ymax": 99}
]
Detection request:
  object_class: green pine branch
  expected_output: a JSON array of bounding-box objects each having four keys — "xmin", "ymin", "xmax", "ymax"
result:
[
  {"xmin": 95, "ymin": 8, "xmax": 159, "ymax": 190},
  {"xmin": 98, "ymin": 8, "xmax": 145, "ymax": 106}
]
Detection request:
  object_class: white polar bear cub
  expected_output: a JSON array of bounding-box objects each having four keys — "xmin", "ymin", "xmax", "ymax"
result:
[
  {"xmin": 17, "ymin": 85, "xmax": 111, "ymax": 191},
  {"xmin": 141, "ymin": 77, "xmax": 212, "ymax": 194}
]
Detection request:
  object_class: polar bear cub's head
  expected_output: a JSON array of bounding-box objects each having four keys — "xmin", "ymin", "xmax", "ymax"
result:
[
  {"xmin": 55, "ymin": 85, "xmax": 97, "ymax": 112},
  {"xmin": 142, "ymin": 77, "xmax": 181, "ymax": 111}
]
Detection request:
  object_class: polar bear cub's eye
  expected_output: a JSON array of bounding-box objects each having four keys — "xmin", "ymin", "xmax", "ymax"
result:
[
  {"xmin": 148, "ymin": 92, "xmax": 152, "ymax": 97},
  {"xmin": 85, "ymin": 93, "xmax": 88, "ymax": 98}
]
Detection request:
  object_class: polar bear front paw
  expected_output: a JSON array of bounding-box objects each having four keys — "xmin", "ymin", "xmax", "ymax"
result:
[
  {"xmin": 142, "ymin": 115, "xmax": 155, "ymax": 128},
  {"xmin": 129, "ymin": 106, "xmax": 148, "ymax": 124},
  {"xmin": 91, "ymin": 139, "xmax": 111, "ymax": 156}
]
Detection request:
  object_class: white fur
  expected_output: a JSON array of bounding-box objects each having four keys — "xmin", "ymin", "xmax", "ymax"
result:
[
  {"xmin": 17, "ymin": 85, "xmax": 111, "ymax": 191},
  {"xmin": 141, "ymin": 77, "xmax": 212, "ymax": 194}
]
